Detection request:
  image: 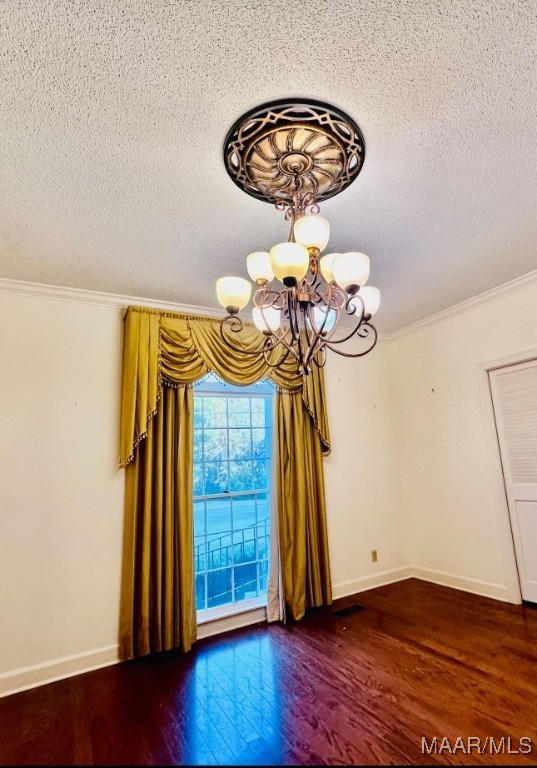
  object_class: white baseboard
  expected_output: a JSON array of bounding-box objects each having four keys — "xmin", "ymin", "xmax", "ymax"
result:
[
  {"xmin": 412, "ymin": 566, "xmax": 510, "ymax": 602},
  {"xmin": 332, "ymin": 565, "xmax": 414, "ymax": 599},
  {"xmin": 0, "ymin": 644, "xmax": 119, "ymax": 699},
  {"xmin": 0, "ymin": 567, "xmax": 512, "ymax": 699}
]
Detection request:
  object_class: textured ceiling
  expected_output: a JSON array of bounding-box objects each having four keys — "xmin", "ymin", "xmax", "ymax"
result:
[{"xmin": 1, "ymin": 0, "xmax": 536, "ymax": 331}]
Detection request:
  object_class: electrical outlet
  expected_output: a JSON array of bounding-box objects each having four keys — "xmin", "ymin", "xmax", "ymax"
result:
[{"xmin": 371, "ymin": 549, "xmax": 378, "ymax": 563}]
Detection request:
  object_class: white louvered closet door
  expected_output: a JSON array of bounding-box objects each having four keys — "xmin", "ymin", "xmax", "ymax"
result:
[{"xmin": 490, "ymin": 360, "xmax": 537, "ymax": 603}]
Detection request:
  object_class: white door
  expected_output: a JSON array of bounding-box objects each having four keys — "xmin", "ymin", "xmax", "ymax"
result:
[{"xmin": 489, "ymin": 360, "xmax": 537, "ymax": 603}]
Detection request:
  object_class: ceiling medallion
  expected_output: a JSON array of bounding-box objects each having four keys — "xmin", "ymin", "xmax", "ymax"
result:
[
  {"xmin": 217, "ymin": 98, "xmax": 379, "ymax": 376},
  {"xmin": 223, "ymin": 98, "xmax": 365, "ymax": 205}
]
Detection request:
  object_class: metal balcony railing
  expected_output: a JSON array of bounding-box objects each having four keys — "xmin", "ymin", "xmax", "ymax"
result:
[
  {"xmin": 194, "ymin": 515, "xmax": 270, "ymax": 573},
  {"xmin": 194, "ymin": 507, "xmax": 271, "ymax": 610}
]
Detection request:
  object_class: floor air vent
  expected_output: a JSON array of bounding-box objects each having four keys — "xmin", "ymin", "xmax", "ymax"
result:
[{"xmin": 334, "ymin": 604, "xmax": 368, "ymax": 618}]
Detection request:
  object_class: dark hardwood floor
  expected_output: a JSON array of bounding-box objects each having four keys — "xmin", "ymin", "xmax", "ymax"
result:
[{"xmin": 1, "ymin": 579, "xmax": 537, "ymax": 766}]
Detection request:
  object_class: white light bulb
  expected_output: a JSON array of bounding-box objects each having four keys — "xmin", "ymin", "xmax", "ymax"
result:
[
  {"xmin": 252, "ymin": 306, "xmax": 281, "ymax": 333},
  {"xmin": 246, "ymin": 251, "xmax": 274, "ymax": 284},
  {"xmin": 293, "ymin": 214, "xmax": 330, "ymax": 252},
  {"xmin": 216, "ymin": 276, "xmax": 252, "ymax": 312},
  {"xmin": 332, "ymin": 252, "xmax": 370, "ymax": 291}
]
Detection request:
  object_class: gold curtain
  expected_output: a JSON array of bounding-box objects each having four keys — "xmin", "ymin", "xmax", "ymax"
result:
[
  {"xmin": 120, "ymin": 384, "xmax": 195, "ymax": 658},
  {"xmin": 277, "ymin": 391, "xmax": 332, "ymax": 620},
  {"xmin": 119, "ymin": 307, "xmax": 332, "ymax": 657}
]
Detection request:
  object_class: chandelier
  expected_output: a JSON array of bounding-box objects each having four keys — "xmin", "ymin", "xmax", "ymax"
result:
[{"xmin": 216, "ymin": 99, "xmax": 380, "ymax": 375}]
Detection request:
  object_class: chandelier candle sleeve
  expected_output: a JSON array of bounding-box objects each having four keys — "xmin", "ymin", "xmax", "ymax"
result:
[{"xmin": 216, "ymin": 276, "xmax": 252, "ymax": 313}]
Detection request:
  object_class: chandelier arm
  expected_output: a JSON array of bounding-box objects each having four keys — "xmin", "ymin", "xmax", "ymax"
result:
[
  {"xmin": 302, "ymin": 256, "xmax": 319, "ymax": 288},
  {"xmin": 324, "ymin": 323, "xmax": 378, "ymax": 358},
  {"xmin": 322, "ymin": 284, "xmax": 350, "ymax": 343},
  {"xmin": 259, "ymin": 297, "xmax": 304, "ymax": 366},
  {"xmin": 220, "ymin": 314, "xmax": 303, "ymax": 370},
  {"xmin": 286, "ymin": 291, "xmax": 299, "ymax": 345},
  {"xmin": 304, "ymin": 333, "xmax": 323, "ymax": 372},
  {"xmin": 322, "ymin": 294, "xmax": 367, "ymax": 346},
  {"xmin": 303, "ymin": 302, "xmax": 324, "ymax": 372},
  {"xmin": 254, "ymin": 285, "xmax": 286, "ymax": 311},
  {"xmin": 324, "ymin": 321, "xmax": 367, "ymax": 346},
  {"xmin": 258, "ymin": 301, "xmax": 301, "ymax": 365},
  {"xmin": 219, "ymin": 315, "xmax": 276, "ymax": 356},
  {"xmin": 303, "ymin": 302, "xmax": 325, "ymax": 370},
  {"xmin": 306, "ymin": 282, "xmax": 342, "ymax": 347},
  {"xmin": 302, "ymin": 301, "xmax": 313, "ymax": 348},
  {"xmin": 290, "ymin": 296, "xmax": 306, "ymax": 375},
  {"xmin": 312, "ymin": 345, "xmax": 327, "ymax": 368},
  {"xmin": 262, "ymin": 338, "xmax": 292, "ymax": 370},
  {"xmin": 271, "ymin": 331, "xmax": 302, "ymax": 365}
]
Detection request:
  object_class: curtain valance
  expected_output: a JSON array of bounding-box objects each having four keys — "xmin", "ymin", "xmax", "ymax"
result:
[{"xmin": 119, "ymin": 306, "xmax": 331, "ymax": 467}]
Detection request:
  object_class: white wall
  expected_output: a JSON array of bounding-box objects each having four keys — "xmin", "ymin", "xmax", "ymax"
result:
[
  {"xmin": 0, "ymin": 293, "xmax": 125, "ymax": 692},
  {"xmin": 0, "ymin": 285, "xmax": 406, "ymax": 694},
  {"xmin": 389, "ymin": 276, "xmax": 537, "ymax": 599},
  {"xmin": 324, "ymin": 340, "xmax": 410, "ymax": 596}
]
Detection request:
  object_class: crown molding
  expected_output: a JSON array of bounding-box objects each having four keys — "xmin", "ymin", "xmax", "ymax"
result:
[
  {"xmin": 384, "ymin": 269, "xmax": 537, "ymax": 342},
  {"xmin": 0, "ymin": 277, "xmax": 225, "ymax": 319},
  {"xmin": 0, "ymin": 277, "xmax": 392, "ymax": 341},
  {"xmin": 7, "ymin": 270, "xmax": 533, "ymax": 344}
]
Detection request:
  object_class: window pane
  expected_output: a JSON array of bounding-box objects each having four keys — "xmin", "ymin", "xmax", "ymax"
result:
[
  {"xmin": 193, "ymin": 501, "xmax": 206, "ymax": 572},
  {"xmin": 206, "ymin": 497, "xmax": 232, "ymax": 570},
  {"xmin": 233, "ymin": 525, "xmax": 256, "ymax": 565},
  {"xmin": 233, "ymin": 493, "xmax": 256, "ymax": 532},
  {"xmin": 194, "ymin": 397, "xmax": 203, "ymax": 428},
  {"xmin": 202, "ymin": 397, "xmax": 227, "ymax": 428},
  {"xmin": 251, "ymin": 398, "xmax": 266, "ymax": 427},
  {"xmin": 193, "ymin": 462, "xmax": 203, "ymax": 496},
  {"xmin": 228, "ymin": 397, "xmax": 251, "ymax": 427},
  {"xmin": 256, "ymin": 508, "xmax": 270, "ymax": 561},
  {"xmin": 195, "ymin": 573, "xmax": 206, "ymax": 611},
  {"xmin": 256, "ymin": 492, "xmax": 270, "ymax": 521},
  {"xmin": 234, "ymin": 563, "xmax": 258, "ymax": 601},
  {"xmin": 207, "ymin": 568, "xmax": 232, "ymax": 608},
  {"xmin": 206, "ymin": 497, "xmax": 231, "ymax": 539},
  {"xmin": 252, "ymin": 428, "xmax": 267, "ymax": 458},
  {"xmin": 194, "ymin": 537, "xmax": 206, "ymax": 572},
  {"xmin": 194, "ymin": 429, "xmax": 202, "ymax": 463},
  {"xmin": 207, "ymin": 533, "xmax": 232, "ymax": 570},
  {"xmin": 203, "ymin": 428, "xmax": 228, "ymax": 463},
  {"xmin": 229, "ymin": 428, "xmax": 251, "ymax": 460},
  {"xmin": 203, "ymin": 461, "xmax": 228, "ymax": 495},
  {"xmin": 252, "ymin": 460, "xmax": 268, "ymax": 490},
  {"xmin": 229, "ymin": 460, "xmax": 253, "ymax": 491},
  {"xmin": 258, "ymin": 560, "xmax": 268, "ymax": 593}
]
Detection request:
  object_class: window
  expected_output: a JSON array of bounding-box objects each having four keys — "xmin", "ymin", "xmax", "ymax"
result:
[{"xmin": 193, "ymin": 375, "xmax": 274, "ymax": 616}]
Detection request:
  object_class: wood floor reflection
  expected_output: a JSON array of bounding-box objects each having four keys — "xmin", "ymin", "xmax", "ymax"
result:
[{"xmin": 1, "ymin": 579, "xmax": 537, "ymax": 765}]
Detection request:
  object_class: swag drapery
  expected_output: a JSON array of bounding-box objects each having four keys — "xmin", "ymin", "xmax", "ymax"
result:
[{"xmin": 119, "ymin": 306, "xmax": 332, "ymax": 660}]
